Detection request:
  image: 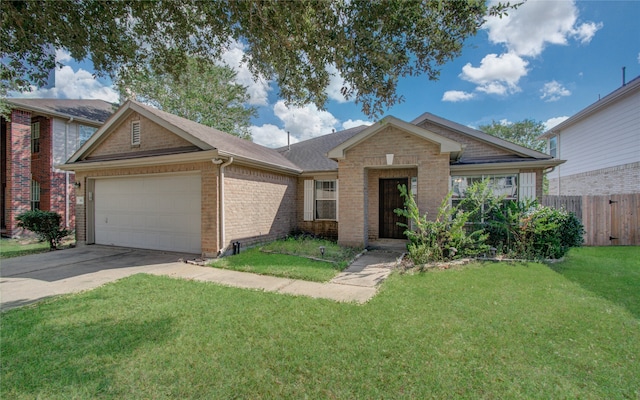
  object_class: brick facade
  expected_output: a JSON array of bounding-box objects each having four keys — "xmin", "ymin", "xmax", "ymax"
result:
[
  {"xmin": 3, "ymin": 110, "xmax": 32, "ymax": 236},
  {"xmin": 548, "ymin": 161, "xmax": 640, "ymax": 195},
  {"xmin": 224, "ymin": 165, "xmax": 297, "ymax": 248},
  {"xmin": 337, "ymin": 126, "xmax": 450, "ymax": 247}
]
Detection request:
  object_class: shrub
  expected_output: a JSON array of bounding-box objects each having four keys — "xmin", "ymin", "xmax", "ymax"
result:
[
  {"xmin": 519, "ymin": 205, "xmax": 584, "ymax": 259},
  {"xmin": 16, "ymin": 210, "xmax": 69, "ymax": 250},
  {"xmin": 460, "ymin": 180, "xmax": 584, "ymax": 260},
  {"xmin": 394, "ymin": 185, "xmax": 488, "ymax": 264}
]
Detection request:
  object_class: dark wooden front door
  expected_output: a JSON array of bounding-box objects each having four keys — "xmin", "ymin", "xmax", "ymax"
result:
[{"xmin": 379, "ymin": 178, "xmax": 408, "ymax": 239}]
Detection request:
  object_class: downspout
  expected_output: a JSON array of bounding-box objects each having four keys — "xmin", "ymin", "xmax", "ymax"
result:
[
  {"xmin": 64, "ymin": 117, "xmax": 74, "ymax": 228},
  {"xmin": 212, "ymin": 157, "xmax": 233, "ymax": 255}
]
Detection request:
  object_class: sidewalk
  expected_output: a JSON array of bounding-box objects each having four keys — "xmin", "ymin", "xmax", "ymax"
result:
[
  {"xmin": 1, "ymin": 246, "xmax": 404, "ymax": 310},
  {"xmin": 150, "ymin": 249, "xmax": 402, "ymax": 304}
]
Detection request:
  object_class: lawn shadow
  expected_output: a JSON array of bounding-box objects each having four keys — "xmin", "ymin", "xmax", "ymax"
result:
[
  {"xmin": 1, "ymin": 315, "xmax": 175, "ymax": 397},
  {"xmin": 547, "ymin": 260, "xmax": 640, "ymax": 320}
]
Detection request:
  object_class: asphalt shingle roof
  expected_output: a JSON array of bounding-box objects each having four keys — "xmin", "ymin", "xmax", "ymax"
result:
[
  {"xmin": 276, "ymin": 125, "xmax": 369, "ymax": 172},
  {"xmin": 6, "ymin": 98, "xmax": 115, "ymax": 124}
]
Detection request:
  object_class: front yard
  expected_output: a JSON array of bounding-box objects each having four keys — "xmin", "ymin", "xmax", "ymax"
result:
[{"xmin": 1, "ymin": 247, "xmax": 638, "ymax": 398}]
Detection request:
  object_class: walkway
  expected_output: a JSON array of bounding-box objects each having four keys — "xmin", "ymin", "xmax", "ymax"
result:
[{"xmin": 1, "ymin": 243, "xmax": 405, "ymax": 310}]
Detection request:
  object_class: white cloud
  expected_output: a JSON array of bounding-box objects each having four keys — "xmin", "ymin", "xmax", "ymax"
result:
[
  {"xmin": 637, "ymin": 52, "xmax": 640, "ymax": 64},
  {"xmin": 483, "ymin": 0, "xmax": 603, "ymax": 57},
  {"xmin": 342, "ymin": 119, "xmax": 373, "ymax": 130},
  {"xmin": 540, "ymin": 81, "xmax": 571, "ymax": 102},
  {"xmin": 326, "ymin": 64, "xmax": 351, "ymax": 103},
  {"xmin": 250, "ymin": 124, "xmax": 296, "ymax": 148},
  {"xmin": 11, "ymin": 65, "xmax": 119, "ymax": 103},
  {"xmin": 544, "ymin": 116, "xmax": 570, "ymax": 131},
  {"xmin": 571, "ymin": 21, "xmax": 602, "ymax": 44},
  {"xmin": 460, "ymin": 52, "xmax": 528, "ymax": 95},
  {"xmin": 55, "ymin": 48, "xmax": 72, "ymax": 63},
  {"xmin": 442, "ymin": 90, "xmax": 475, "ymax": 102},
  {"xmin": 219, "ymin": 41, "xmax": 271, "ymax": 106},
  {"xmin": 273, "ymin": 100, "xmax": 338, "ymax": 141}
]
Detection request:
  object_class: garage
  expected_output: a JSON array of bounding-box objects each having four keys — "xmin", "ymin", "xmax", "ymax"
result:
[{"xmin": 93, "ymin": 174, "xmax": 201, "ymax": 254}]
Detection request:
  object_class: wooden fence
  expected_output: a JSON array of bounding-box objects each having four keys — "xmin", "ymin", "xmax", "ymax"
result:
[{"xmin": 542, "ymin": 194, "xmax": 640, "ymax": 246}]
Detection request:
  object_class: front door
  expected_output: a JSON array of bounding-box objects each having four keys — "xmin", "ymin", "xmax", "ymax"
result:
[{"xmin": 379, "ymin": 178, "xmax": 408, "ymax": 239}]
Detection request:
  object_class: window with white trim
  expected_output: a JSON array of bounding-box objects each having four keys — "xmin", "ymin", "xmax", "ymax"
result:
[
  {"xmin": 304, "ymin": 179, "xmax": 338, "ymax": 221},
  {"xmin": 451, "ymin": 174, "xmax": 518, "ymax": 210},
  {"xmin": 548, "ymin": 136, "xmax": 557, "ymax": 158},
  {"xmin": 31, "ymin": 180, "xmax": 41, "ymax": 210},
  {"xmin": 31, "ymin": 122, "xmax": 40, "ymax": 153},
  {"xmin": 131, "ymin": 121, "xmax": 141, "ymax": 145},
  {"xmin": 78, "ymin": 125, "xmax": 97, "ymax": 146},
  {"xmin": 315, "ymin": 180, "xmax": 337, "ymax": 220}
]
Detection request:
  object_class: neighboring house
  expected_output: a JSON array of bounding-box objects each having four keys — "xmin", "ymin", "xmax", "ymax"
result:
[
  {"xmin": 540, "ymin": 75, "xmax": 640, "ymax": 195},
  {"xmin": 59, "ymin": 100, "xmax": 562, "ymax": 256},
  {"xmin": 1, "ymin": 98, "xmax": 115, "ymax": 237}
]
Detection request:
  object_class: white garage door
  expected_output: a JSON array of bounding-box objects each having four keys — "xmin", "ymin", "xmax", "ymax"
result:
[{"xmin": 94, "ymin": 174, "xmax": 201, "ymax": 254}]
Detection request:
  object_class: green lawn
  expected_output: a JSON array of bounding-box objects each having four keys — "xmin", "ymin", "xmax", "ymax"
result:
[
  {"xmin": 210, "ymin": 237, "xmax": 361, "ymax": 282},
  {"xmin": 0, "ymin": 239, "xmax": 50, "ymax": 259},
  {"xmin": 1, "ymin": 247, "xmax": 638, "ymax": 398}
]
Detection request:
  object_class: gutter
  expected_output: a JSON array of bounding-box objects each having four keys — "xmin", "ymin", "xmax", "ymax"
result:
[{"xmin": 212, "ymin": 157, "xmax": 234, "ymax": 255}]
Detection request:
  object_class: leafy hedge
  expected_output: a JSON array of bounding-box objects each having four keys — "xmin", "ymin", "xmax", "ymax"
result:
[{"xmin": 395, "ymin": 181, "xmax": 584, "ymax": 265}]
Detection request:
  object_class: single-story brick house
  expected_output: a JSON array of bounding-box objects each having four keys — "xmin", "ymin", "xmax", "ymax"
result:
[{"xmin": 59, "ymin": 100, "xmax": 563, "ymax": 256}]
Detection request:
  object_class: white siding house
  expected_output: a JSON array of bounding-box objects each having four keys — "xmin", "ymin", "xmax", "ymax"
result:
[{"xmin": 541, "ymin": 76, "xmax": 640, "ymax": 195}]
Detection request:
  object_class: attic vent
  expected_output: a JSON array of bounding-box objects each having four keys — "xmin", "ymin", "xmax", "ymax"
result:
[{"xmin": 131, "ymin": 121, "xmax": 141, "ymax": 145}]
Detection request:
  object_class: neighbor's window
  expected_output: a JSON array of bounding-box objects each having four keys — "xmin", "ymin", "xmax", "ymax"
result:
[
  {"xmin": 131, "ymin": 121, "xmax": 141, "ymax": 145},
  {"xmin": 549, "ymin": 136, "xmax": 557, "ymax": 158},
  {"xmin": 31, "ymin": 122, "xmax": 40, "ymax": 153},
  {"xmin": 315, "ymin": 180, "xmax": 337, "ymax": 220},
  {"xmin": 78, "ymin": 125, "xmax": 97, "ymax": 146},
  {"xmin": 31, "ymin": 180, "xmax": 41, "ymax": 210}
]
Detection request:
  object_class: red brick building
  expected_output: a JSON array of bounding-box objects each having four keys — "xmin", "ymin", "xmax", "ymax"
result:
[{"xmin": 1, "ymin": 99, "xmax": 114, "ymax": 237}]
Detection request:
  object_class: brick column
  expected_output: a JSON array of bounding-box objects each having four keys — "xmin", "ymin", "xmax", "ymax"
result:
[{"xmin": 6, "ymin": 110, "xmax": 32, "ymax": 236}]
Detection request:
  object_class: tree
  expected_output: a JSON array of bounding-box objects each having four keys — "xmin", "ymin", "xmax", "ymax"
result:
[
  {"xmin": 479, "ymin": 119, "xmax": 547, "ymax": 152},
  {"xmin": 117, "ymin": 59, "xmax": 256, "ymax": 139},
  {"xmin": 1, "ymin": 0, "xmax": 516, "ymax": 117}
]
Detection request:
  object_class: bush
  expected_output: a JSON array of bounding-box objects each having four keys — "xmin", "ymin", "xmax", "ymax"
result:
[
  {"xmin": 16, "ymin": 210, "xmax": 69, "ymax": 250},
  {"xmin": 394, "ymin": 185, "xmax": 488, "ymax": 264},
  {"xmin": 461, "ymin": 180, "xmax": 584, "ymax": 260},
  {"xmin": 519, "ymin": 205, "xmax": 584, "ymax": 259}
]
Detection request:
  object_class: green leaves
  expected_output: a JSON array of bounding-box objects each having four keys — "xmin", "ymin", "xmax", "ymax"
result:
[
  {"xmin": 15, "ymin": 210, "xmax": 69, "ymax": 250},
  {"xmin": 479, "ymin": 119, "xmax": 547, "ymax": 152},
  {"xmin": 116, "ymin": 59, "xmax": 256, "ymax": 139},
  {"xmin": 2, "ymin": 0, "xmax": 507, "ymax": 117}
]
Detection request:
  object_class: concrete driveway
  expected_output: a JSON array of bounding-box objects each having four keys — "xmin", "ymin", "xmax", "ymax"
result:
[{"xmin": 0, "ymin": 245, "xmax": 197, "ymax": 311}]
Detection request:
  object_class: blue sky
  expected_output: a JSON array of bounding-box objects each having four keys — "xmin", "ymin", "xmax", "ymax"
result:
[{"xmin": 11, "ymin": 0, "xmax": 640, "ymax": 148}]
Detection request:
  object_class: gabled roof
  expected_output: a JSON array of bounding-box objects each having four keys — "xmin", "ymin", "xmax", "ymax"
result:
[
  {"xmin": 66, "ymin": 101, "xmax": 302, "ymax": 174},
  {"xmin": 5, "ymin": 98, "xmax": 115, "ymax": 125},
  {"xmin": 540, "ymin": 75, "xmax": 640, "ymax": 139},
  {"xmin": 277, "ymin": 125, "xmax": 369, "ymax": 172},
  {"xmin": 411, "ymin": 112, "xmax": 552, "ymax": 160},
  {"xmin": 326, "ymin": 116, "xmax": 463, "ymax": 160}
]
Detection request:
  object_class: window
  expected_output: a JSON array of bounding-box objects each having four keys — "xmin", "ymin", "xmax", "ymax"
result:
[
  {"xmin": 78, "ymin": 125, "xmax": 97, "ymax": 146},
  {"xmin": 31, "ymin": 180, "xmax": 40, "ymax": 210},
  {"xmin": 315, "ymin": 180, "xmax": 337, "ymax": 220},
  {"xmin": 549, "ymin": 136, "xmax": 557, "ymax": 158},
  {"xmin": 31, "ymin": 122, "xmax": 40, "ymax": 153},
  {"xmin": 304, "ymin": 179, "xmax": 338, "ymax": 221},
  {"xmin": 451, "ymin": 174, "xmax": 519, "ymax": 209},
  {"xmin": 131, "ymin": 121, "xmax": 141, "ymax": 145}
]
